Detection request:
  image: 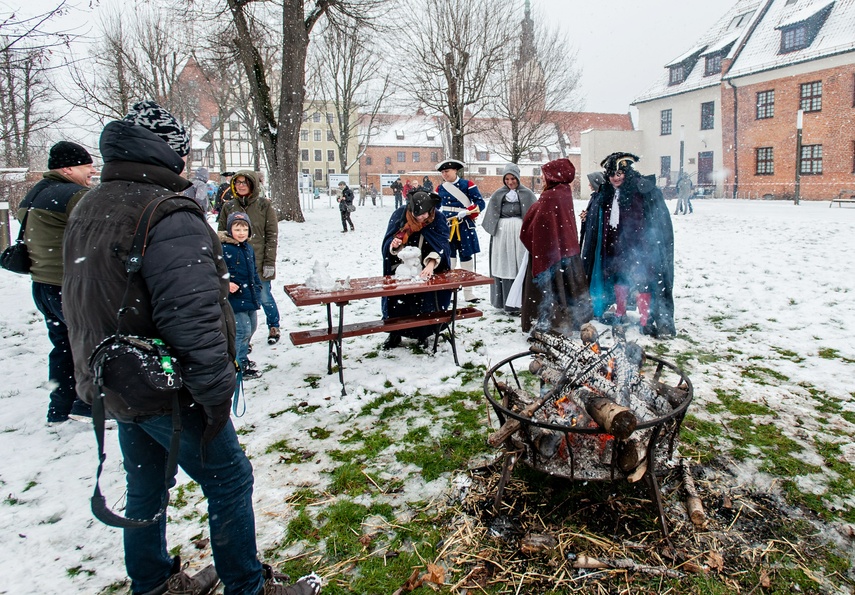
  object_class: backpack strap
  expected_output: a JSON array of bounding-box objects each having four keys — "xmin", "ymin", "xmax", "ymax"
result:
[{"xmin": 90, "ymin": 194, "xmax": 199, "ymax": 529}]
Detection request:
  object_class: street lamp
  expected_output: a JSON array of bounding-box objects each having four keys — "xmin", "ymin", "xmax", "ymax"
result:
[
  {"xmin": 678, "ymin": 125, "xmax": 685, "ymax": 180},
  {"xmin": 794, "ymin": 109, "xmax": 803, "ymax": 205}
]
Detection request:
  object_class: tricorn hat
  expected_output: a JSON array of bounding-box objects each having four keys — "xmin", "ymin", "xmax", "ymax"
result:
[
  {"xmin": 407, "ymin": 189, "xmax": 441, "ymax": 216},
  {"xmin": 435, "ymin": 158, "xmax": 465, "ymax": 172},
  {"xmin": 600, "ymin": 152, "xmax": 640, "ymax": 176}
]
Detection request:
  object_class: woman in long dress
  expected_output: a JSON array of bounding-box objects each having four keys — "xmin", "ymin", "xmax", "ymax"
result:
[{"xmin": 481, "ymin": 164, "xmax": 537, "ymax": 315}]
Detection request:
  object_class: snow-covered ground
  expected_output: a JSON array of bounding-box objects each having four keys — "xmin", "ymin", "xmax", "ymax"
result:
[{"xmin": 0, "ymin": 197, "xmax": 853, "ymax": 593}]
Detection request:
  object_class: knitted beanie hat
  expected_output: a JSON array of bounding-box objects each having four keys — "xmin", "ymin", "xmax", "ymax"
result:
[
  {"xmin": 227, "ymin": 211, "xmax": 253, "ymax": 238},
  {"xmin": 122, "ymin": 101, "xmax": 190, "ymax": 157},
  {"xmin": 48, "ymin": 141, "xmax": 93, "ymax": 170}
]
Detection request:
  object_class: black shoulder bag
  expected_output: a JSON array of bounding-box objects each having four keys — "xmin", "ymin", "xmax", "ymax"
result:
[
  {"xmin": 88, "ymin": 195, "xmax": 198, "ymax": 528},
  {"xmin": 0, "ymin": 208, "xmax": 32, "ymax": 274}
]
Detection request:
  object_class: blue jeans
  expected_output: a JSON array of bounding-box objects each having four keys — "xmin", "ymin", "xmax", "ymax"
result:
[
  {"xmin": 119, "ymin": 409, "xmax": 265, "ymax": 595},
  {"xmin": 235, "ymin": 310, "xmax": 258, "ymax": 370},
  {"xmin": 31, "ymin": 282, "xmax": 81, "ymax": 421},
  {"xmin": 259, "ymin": 280, "xmax": 279, "ymax": 330}
]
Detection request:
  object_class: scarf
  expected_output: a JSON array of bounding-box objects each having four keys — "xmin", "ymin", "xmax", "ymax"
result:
[
  {"xmin": 396, "ymin": 210, "xmax": 434, "ymax": 245},
  {"xmin": 505, "ymin": 189, "xmax": 519, "ymax": 203},
  {"xmin": 609, "ymin": 188, "xmax": 621, "ymax": 228}
]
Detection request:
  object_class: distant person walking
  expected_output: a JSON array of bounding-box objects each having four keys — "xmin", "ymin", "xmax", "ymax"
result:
[
  {"xmin": 390, "ymin": 177, "xmax": 404, "ymax": 209},
  {"xmin": 337, "ymin": 181, "xmax": 355, "ymax": 233},
  {"xmin": 675, "ymin": 172, "xmax": 694, "ymax": 215}
]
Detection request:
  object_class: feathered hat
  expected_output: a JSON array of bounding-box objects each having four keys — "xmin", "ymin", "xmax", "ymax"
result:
[{"xmin": 600, "ymin": 152, "xmax": 640, "ymax": 176}]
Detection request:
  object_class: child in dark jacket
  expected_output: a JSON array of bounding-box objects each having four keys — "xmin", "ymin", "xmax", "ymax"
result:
[{"xmin": 223, "ymin": 211, "xmax": 263, "ymax": 379}]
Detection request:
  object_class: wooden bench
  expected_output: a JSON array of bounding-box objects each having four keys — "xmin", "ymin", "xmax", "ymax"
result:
[
  {"xmin": 831, "ymin": 190, "xmax": 855, "ymax": 207},
  {"xmin": 290, "ymin": 306, "xmax": 483, "ymax": 345}
]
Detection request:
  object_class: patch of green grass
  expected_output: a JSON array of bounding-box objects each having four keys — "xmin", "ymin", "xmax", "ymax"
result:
[
  {"xmin": 287, "ymin": 488, "xmax": 322, "ymax": 510},
  {"xmin": 329, "ymin": 462, "xmax": 369, "ymax": 495},
  {"xmin": 679, "ymin": 415, "xmax": 723, "ymax": 463},
  {"xmin": 169, "ymin": 545, "xmax": 181, "ymax": 557},
  {"xmin": 396, "ymin": 416, "xmax": 489, "ymax": 481},
  {"xmin": 714, "ymin": 388, "xmax": 775, "ymax": 417},
  {"xmin": 773, "ymin": 346, "xmax": 805, "ymax": 363},
  {"xmin": 728, "ymin": 417, "xmax": 819, "ymax": 478},
  {"xmin": 22, "ymin": 480, "xmax": 36, "ymax": 492},
  {"xmin": 358, "ymin": 391, "xmax": 402, "ymax": 416},
  {"xmin": 264, "ymin": 439, "xmax": 314, "ymax": 463},
  {"xmin": 308, "ymin": 426, "xmax": 332, "ymax": 440},
  {"xmin": 364, "ymin": 350, "xmax": 379, "ymax": 359},
  {"xmin": 304, "ymin": 375, "xmax": 322, "ymax": 389},
  {"xmin": 813, "ymin": 440, "xmax": 855, "ymax": 522},
  {"xmin": 66, "ymin": 565, "xmax": 95, "ymax": 578},
  {"xmin": 4, "ymin": 495, "xmax": 20, "ymax": 505},
  {"xmin": 286, "ymin": 509, "xmax": 319, "ymax": 542},
  {"xmin": 740, "ymin": 365, "xmax": 789, "ymax": 384},
  {"xmin": 818, "ymin": 347, "xmax": 840, "ymax": 360}
]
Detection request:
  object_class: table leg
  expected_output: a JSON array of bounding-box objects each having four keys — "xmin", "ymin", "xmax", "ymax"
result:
[
  {"xmin": 325, "ymin": 303, "xmax": 334, "ymax": 374},
  {"xmin": 448, "ymin": 290, "xmax": 460, "ymax": 366},
  {"xmin": 335, "ymin": 302, "xmax": 346, "ymax": 396}
]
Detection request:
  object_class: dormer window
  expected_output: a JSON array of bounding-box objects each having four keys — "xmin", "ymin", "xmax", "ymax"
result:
[
  {"xmin": 781, "ymin": 24, "xmax": 808, "ymax": 52},
  {"xmin": 728, "ymin": 10, "xmax": 755, "ymax": 30},
  {"xmin": 395, "ymin": 130, "xmax": 405, "ymax": 140},
  {"xmin": 776, "ymin": 1, "xmax": 834, "ymax": 54},
  {"xmin": 669, "ymin": 64, "xmax": 686, "ymax": 85},
  {"xmin": 705, "ymin": 54, "xmax": 723, "ymax": 76}
]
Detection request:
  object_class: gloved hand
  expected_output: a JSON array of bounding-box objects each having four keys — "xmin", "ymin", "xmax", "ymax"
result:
[
  {"xmin": 262, "ymin": 266, "xmax": 275, "ymax": 279},
  {"xmin": 456, "ymin": 210, "xmax": 469, "ymax": 220},
  {"xmin": 201, "ymin": 399, "xmax": 232, "ymax": 445}
]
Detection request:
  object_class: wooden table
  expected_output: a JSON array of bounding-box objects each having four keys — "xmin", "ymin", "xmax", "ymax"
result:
[{"xmin": 283, "ymin": 270, "xmax": 493, "ymax": 394}]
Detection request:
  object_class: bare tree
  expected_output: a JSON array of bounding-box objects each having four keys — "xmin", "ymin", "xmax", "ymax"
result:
[
  {"xmin": 402, "ymin": 0, "xmax": 512, "ymax": 161},
  {"xmin": 307, "ymin": 20, "xmax": 392, "ymax": 176},
  {"xmin": 487, "ymin": 9, "xmax": 583, "ymax": 164},
  {"xmin": 224, "ymin": 0, "xmax": 386, "ymax": 222},
  {"xmin": 65, "ymin": 2, "xmax": 192, "ymax": 124},
  {"xmin": 0, "ymin": 42, "xmax": 55, "ymax": 167}
]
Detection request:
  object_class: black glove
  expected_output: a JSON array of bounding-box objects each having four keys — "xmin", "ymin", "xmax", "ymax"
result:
[{"xmin": 201, "ymin": 399, "xmax": 232, "ymax": 445}]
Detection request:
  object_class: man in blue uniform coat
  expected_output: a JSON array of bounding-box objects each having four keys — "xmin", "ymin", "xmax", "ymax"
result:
[{"xmin": 435, "ymin": 158, "xmax": 485, "ymax": 302}]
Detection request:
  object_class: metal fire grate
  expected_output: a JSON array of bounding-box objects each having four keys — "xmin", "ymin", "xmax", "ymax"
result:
[{"xmin": 483, "ymin": 348, "xmax": 693, "ymax": 538}]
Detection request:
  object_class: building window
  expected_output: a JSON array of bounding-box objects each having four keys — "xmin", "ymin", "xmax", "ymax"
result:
[
  {"xmin": 366, "ymin": 156, "xmax": 373, "ymax": 165},
  {"xmin": 755, "ymin": 147, "xmax": 774, "ymax": 175},
  {"xmin": 314, "ymin": 168, "xmax": 322, "ymax": 181},
  {"xmin": 326, "ymin": 130, "xmax": 334, "ymax": 141},
  {"xmin": 300, "ymin": 129, "xmax": 309, "ymax": 141},
  {"xmin": 800, "ymin": 81, "xmax": 822, "ymax": 112},
  {"xmin": 660, "ymin": 156, "xmax": 671, "ymax": 179},
  {"xmin": 314, "ymin": 130, "xmax": 322, "ymax": 141},
  {"xmin": 476, "ymin": 150, "xmax": 489, "ymax": 161},
  {"xmin": 704, "ymin": 54, "xmax": 722, "ymax": 76},
  {"xmin": 327, "ymin": 150, "xmax": 335, "ymax": 162},
  {"xmin": 669, "ymin": 64, "xmax": 685, "ymax": 85},
  {"xmin": 430, "ymin": 151, "xmax": 438, "ymax": 163},
  {"xmin": 397, "ymin": 151, "xmax": 406, "ymax": 162},
  {"xmin": 548, "ymin": 151, "xmax": 559, "ymax": 160},
  {"xmin": 529, "ymin": 151, "xmax": 542, "ymax": 161},
  {"xmin": 756, "ymin": 90, "xmax": 775, "ymax": 119},
  {"xmin": 314, "ymin": 149, "xmax": 322, "ymax": 161},
  {"xmin": 326, "ymin": 112, "xmax": 333, "ymax": 124},
  {"xmin": 800, "ymin": 144, "xmax": 822, "ymax": 174},
  {"xmin": 300, "ymin": 149, "xmax": 309, "ymax": 161},
  {"xmin": 395, "ymin": 129, "xmax": 405, "ymax": 140},
  {"xmin": 327, "ymin": 168, "xmax": 335, "ymax": 175},
  {"xmin": 496, "ymin": 167, "xmax": 503, "ymax": 175},
  {"xmin": 412, "ymin": 152, "xmax": 420, "ymax": 162},
  {"xmin": 385, "ymin": 156, "xmax": 392, "ymax": 166},
  {"xmin": 660, "ymin": 109, "xmax": 672, "ymax": 135},
  {"xmin": 301, "ymin": 168, "xmax": 309, "ymax": 175},
  {"xmin": 312, "ymin": 112, "xmax": 321, "ymax": 123},
  {"xmin": 477, "ymin": 167, "xmax": 487, "ymax": 174},
  {"xmin": 700, "ymin": 101, "xmax": 715, "ymax": 130},
  {"xmin": 780, "ymin": 25, "xmax": 807, "ymax": 53},
  {"xmin": 532, "ymin": 167, "xmax": 541, "ymax": 176}
]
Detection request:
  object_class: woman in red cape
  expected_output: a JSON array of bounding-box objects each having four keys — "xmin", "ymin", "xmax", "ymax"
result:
[{"xmin": 519, "ymin": 158, "xmax": 593, "ymax": 334}]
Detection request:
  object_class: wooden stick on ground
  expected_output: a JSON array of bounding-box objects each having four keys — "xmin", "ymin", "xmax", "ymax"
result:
[{"xmin": 682, "ymin": 458, "xmax": 706, "ymax": 526}]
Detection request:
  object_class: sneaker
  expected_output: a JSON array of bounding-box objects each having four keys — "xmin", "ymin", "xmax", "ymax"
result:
[
  {"xmin": 262, "ymin": 565, "xmax": 321, "ymax": 595},
  {"xmin": 243, "ymin": 367, "xmax": 263, "ymax": 380},
  {"xmin": 165, "ymin": 563, "xmax": 219, "ymax": 595},
  {"xmin": 268, "ymin": 327, "xmax": 281, "ymax": 345},
  {"xmin": 248, "ymin": 343, "xmax": 253, "ymax": 354}
]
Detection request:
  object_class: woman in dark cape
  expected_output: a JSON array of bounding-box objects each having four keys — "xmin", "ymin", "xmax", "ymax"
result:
[
  {"xmin": 519, "ymin": 158, "xmax": 592, "ymax": 334},
  {"xmin": 581, "ymin": 152, "xmax": 675, "ymax": 337},
  {"xmin": 380, "ymin": 190, "xmax": 452, "ymax": 348}
]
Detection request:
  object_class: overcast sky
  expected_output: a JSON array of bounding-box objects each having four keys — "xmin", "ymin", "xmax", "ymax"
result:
[{"xmin": 536, "ymin": 0, "xmax": 735, "ymax": 114}]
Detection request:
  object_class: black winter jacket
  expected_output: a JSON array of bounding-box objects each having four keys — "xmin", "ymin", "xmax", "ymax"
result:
[{"xmin": 63, "ymin": 120, "xmax": 237, "ymax": 421}]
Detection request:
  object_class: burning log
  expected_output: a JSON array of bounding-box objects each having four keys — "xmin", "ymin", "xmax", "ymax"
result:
[
  {"xmin": 580, "ymin": 388, "xmax": 637, "ymax": 440},
  {"xmin": 682, "ymin": 459, "xmax": 706, "ymax": 526}
]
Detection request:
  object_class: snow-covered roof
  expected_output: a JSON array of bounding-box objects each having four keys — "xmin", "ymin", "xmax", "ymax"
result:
[
  {"xmin": 359, "ymin": 114, "xmax": 443, "ymax": 147},
  {"xmin": 726, "ymin": 0, "xmax": 855, "ymax": 79},
  {"xmin": 632, "ymin": 0, "xmax": 762, "ymax": 105}
]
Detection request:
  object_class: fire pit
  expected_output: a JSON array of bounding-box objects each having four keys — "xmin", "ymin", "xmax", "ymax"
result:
[{"xmin": 483, "ymin": 326, "xmax": 693, "ymax": 538}]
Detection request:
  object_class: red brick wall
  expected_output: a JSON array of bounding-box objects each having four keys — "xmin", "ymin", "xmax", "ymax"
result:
[
  {"xmin": 359, "ymin": 146, "xmax": 444, "ymax": 194},
  {"xmin": 725, "ymin": 64, "xmax": 855, "ymax": 200}
]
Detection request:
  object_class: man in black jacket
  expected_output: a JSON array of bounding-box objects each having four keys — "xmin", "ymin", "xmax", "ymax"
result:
[
  {"xmin": 63, "ymin": 101, "xmax": 320, "ymax": 595},
  {"xmin": 19, "ymin": 140, "xmax": 95, "ymax": 423}
]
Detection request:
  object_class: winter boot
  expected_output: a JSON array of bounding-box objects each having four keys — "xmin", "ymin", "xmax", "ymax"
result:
[
  {"xmin": 165, "ymin": 563, "xmax": 219, "ymax": 595},
  {"xmin": 268, "ymin": 327, "xmax": 281, "ymax": 345},
  {"xmin": 262, "ymin": 565, "xmax": 321, "ymax": 595}
]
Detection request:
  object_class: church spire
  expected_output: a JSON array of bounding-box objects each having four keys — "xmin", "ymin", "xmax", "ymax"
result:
[{"xmin": 520, "ymin": 0, "xmax": 535, "ymax": 63}]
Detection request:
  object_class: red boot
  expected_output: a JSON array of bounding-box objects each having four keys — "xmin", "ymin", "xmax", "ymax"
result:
[
  {"xmin": 614, "ymin": 285, "xmax": 629, "ymax": 320},
  {"xmin": 636, "ymin": 292, "xmax": 651, "ymax": 327}
]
